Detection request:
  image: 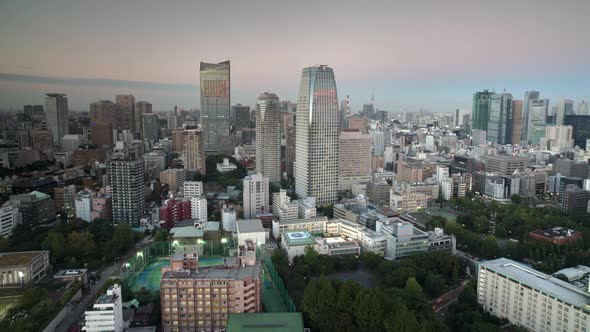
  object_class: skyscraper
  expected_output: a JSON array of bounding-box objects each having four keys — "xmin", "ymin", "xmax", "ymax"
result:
[
  {"xmin": 521, "ymin": 90, "xmax": 540, "ymax": 142},
  {"xmin": 183, "ymin": 127, "xmax": 206, "ymax": 175},
  {"xmin": 487, "ymin": 93, "xmax": 513, "ymax": 145},
  {"xmin": 255, "ymin": 92, "xmax": 281, "ymax": 184},
  {"xmin": 45, "ymin": 93, "xmax": 69, "ymax": 146},
  {"xmin": 135, "ymin": 101, "xmax": 152, "ymax": 136},
  {"xmin": 338, "ymin": 129, "xmax": 372, "ymax": 191},
  {"xmin": 243, "ymin": 173, "xmax": 269, "ymax": 219},
  {"xmin": 200, "ymin": 61, "xmax": 230, "ymax": 153},
  {"xmin": 109, "ymin": 158, "xmax": 145, "ymax": 226},
  {"xmin": 555, "ymin": 99, "xmax": 574, "ymax": 125},
  {"xmin": 472, "ymin": 90, "xmax": 493, "ymax": 131},
  {"xmin": 527, "ymin": 99, "xmax": 549, "ymax": 145},
  {"xmin": 115, "ymin": 94, "xmax": 136, "ymax": 132},
  {"xmin": 577, "ymin": 100, "xmax": 589, "ymax": 115},
  {"xmin": 511, "ymin": 100, "xmax": 523, "ymax": 145},
  {"xmin": 142, "ymin": 113, "xmax": 159, "ymax": 142},
  {"xmin": 294, "ymin": 65, "xmax": 340, "ymax": 205}
]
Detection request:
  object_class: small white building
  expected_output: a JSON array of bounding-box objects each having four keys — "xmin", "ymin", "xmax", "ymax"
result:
[
  {"xmin": 190, "ymin": 197, "xmax": 208, "ymax": 225},
  {"xmin": 235, "ymin": 219, "xmax": 266, "ymax": 247},
  {"xmin": 216, "ymin": 158, "xmax": 237, "ymax": 173},
  {"xmin": 61, "ymin": 134, "xmax": 83, "ymax": 152},
  {"xmin": 75, "ymin": 190, "xmax": 95, "ymax": 222},
  {"xmin": 83, "ymin": 284, "xmax": 123, "ymax": 332},
  {"xmin": 222, "ymin": 207, "xmax": 237, "ymax": 232}
]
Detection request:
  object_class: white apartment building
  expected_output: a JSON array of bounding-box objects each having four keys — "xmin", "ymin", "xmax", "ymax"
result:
[
  {"xmin": 0, "ymin": 203, "xmax": 19, "ymax": 239},
  {"xmin": 436, "ymin": 165, "xmax": 449, "ymax": 184},
  {"xmin": 222, "ymin": 207, "xmax": 237, "ymax": 232},
  {"xmin": 478, "ymin": 258, "xmax": 590, "ymax": 332},
  {"xmin": 242, "ymin": 173, "xmax": 269, "ymax": 219},
  {"xmin": 255, "ymin": 93, "xmax": 281, "ymax": 183},
  {"xmin": 190, "ymin": 197, "xmax": 207, "ymax": 225},
  {"xmin": 297, "ymin": 197, "xmax": 317, "ymax": 219},
  {"xmin": 75, "ymin": 190, "xmax": 95, "ymax": 222},
  {"xmin": 272, "ymin": 189, "xmax": 299, "ymax": 222},
  {"xmin": 183, "ymin": 181, "xmax": 203, "ymax": 198},
  {"xmin": 83, "ymin": 284, "xmax": 123, "ymax": 332}
]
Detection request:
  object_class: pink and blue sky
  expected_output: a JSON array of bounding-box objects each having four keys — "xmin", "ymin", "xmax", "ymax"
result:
[{"xmin": 0, "ymin": 0, "xmax": 589, "ymax": 112}]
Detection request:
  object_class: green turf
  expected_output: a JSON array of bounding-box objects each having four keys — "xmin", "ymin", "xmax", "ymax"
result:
[
  {"xmin": 261, "ymin": 268, "xmax": 287, "ymax": 312},
  {"xmin": 0, "ymin": 296, "xmax": 21, "ymax": 319}
]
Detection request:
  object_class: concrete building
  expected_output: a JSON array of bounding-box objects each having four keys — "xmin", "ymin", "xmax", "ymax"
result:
[
  {"xmin": 511, "ymin": 99, "xmax": 523, "ymax": 145},
  {"xmin": 216, "ymin": 158, "xmax": 237, "ymax": 173},
  {"xmin": 338, "ymin": 130, "xmax": 372, "ymax": 191},
  {"xmin": 183, "ymin": 127, "xmax": 206, "ymax": 175},
  {"xmin": 485, "ymin": 155, "xmax": 529, "ymax": 177},
  {"xmin": 389, "ymin": 190, "xmax": 429, "ymax": 212},
  {"xmin": 10, "ymin": 191, "xmax": 56, "ymax": 225},
  {"xmin": 366, "ymin": 180, "xmax": 390, "ymax": 207},
  {"xmin": 184, "ymin": 181, "xmax": 204, "ymax": 198},
  {"xmin": 75, "ymin": 190, "xmax": 95, "ymax": 222},
  {"xmin": 296, "ymin": 197, "xmax": 317, "ymax": 219},
  {"xmin": 377, "ymin": 220, "xmax": 429, "ymax": 260},
  {"xmin": 200, "ymin": 61, "xmax": 231, "ymax": 153},
  {"xmin": 0, "ymin": 251, "xmax": 50, "ymax": 287},
  {"xmin": 0, "ymin": 203, "xmax": 19, "ymax": 239},
  {"xmin": 116, "ymin": 94, "xmax": 136, "ymax": 133},
  {"xmin": 190, "ymin": 197, "xmax": 208, "ymax": 225},
  {"xmin": 441, "ymin": 174, "xmax": 467, "ymax": 201},
  {"xmin": 160, "ymin": 168, "xmax": 186, "ymax": 195},
  {"xmin": 235, "ymin": 219, "xmax": 266, "ymax": 247},
  {"xmin": 542, "ymin": 125, "xmax": 574, "ymax": 151},
  {"xmin": 242, "ymin": 173, "xmax": 269, "ymax": 219},
  {"xmin": 478, "ymin": 258, "xmax": 590, "ymax": 332},
  {"xmin": 280, "ymin": 230, "xmax": 361, "ymax": 263},
  {"xmin": 255, "ymin": 92, "xmax": 281, "ymax": 183},
  {"xmin": 45, "ymin": 93, "xmax": 69, "ymax": 146},
  {"xmin": 83, "ymin": 284, "xmax": 123, "ymax": 332},
  {"xmin": 160, "ymin": 251, "xmax": 261, "ymax": 332},
  {"xmin": 60, "ymin": 134, "xmax": 82, "ymax": 152},
  {"xmin": 91, "ymin": 193, "xmax": 112, "ymax": 222},
  {"xmin": 109, "ymin": 158, "xmax": 145, "ymax": 226},
  {"xmin": 54, "ymin": 184, "xmax": 76, "ymax": 217},
  {"xmin": 222, "ymin": 207, "xmax": 237, "ymax": 232},
  {"xmin": 272, "ymin": 189, "xmax": 299, "ymax": 222},
  {"xmin": 294, "ymin": 65, "xmax": 340, "ymax": 205}
]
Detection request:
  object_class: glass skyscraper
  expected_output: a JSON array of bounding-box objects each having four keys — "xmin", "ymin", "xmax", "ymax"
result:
[
  {"xmin": 255, "ymin": 92, "xmax": 281, "ymax": 184},
  {"xmin": 527, "ymin": 99, "xmax": 549, "ymax": 145},
  {"xmin": 294, "ymin": 65, "xmax": 340, "ymax": 205},
  {"xmin": 487, "ymin": 93, "xmax": 513, "ymax": 145},
  {"xmin": 472, "ymin": 90, "xmax": 493, "ymax": 131},
  {"xmin": 522, "ymin": 90, "xmax": 540, "ymax": 142},
  {"xmin": 200, "ymin": 61, "xmax": 230, "ymax": 153}
]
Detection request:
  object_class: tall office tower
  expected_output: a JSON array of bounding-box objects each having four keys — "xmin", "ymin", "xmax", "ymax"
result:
[
  {"xmin": 511, "ymin": 100, "xmax": 523, "ymax": 145},
  {"xmin": 362, "ymin": 103, "xmax": 374, "ymax": 119},
  {"xmin": 200, "ymin": 61, "xmax": 231, "ymax": 153},
  {"xmin": 90, "ymin": 100, "xmax": 117, "ymax": 145},
  {"xmin": 338, "ymin": 129, "xmax": 372, "ymax": 191},
  {"xmin": 115, "ymin": 95, "xmax": 135, "ymax": 132},
  {"xmin": 142, "ymin": 113, "xmax": 159, "ymax": 142},
  {"xmin": 159, "ymin": 168, "xmax": 186, "ymax": 194},
  {"xmin": 487, "ymin": 93, "xmax": 513, "ymax": 145},
  {"xmin": 135, "ymin": 101, "xmax": 152, "ymax": 135},
  {"xmin": 454, "ymin": 108, "xmax": 460, "ymax": 127},
  {"xmin": 232, "ymin": 104, "xmax": 250, "ymax": 128},
  {"xmin": 183, "ymin": 127, "xmax": 206, "ymax": 175},
  {"xmin": 255, "ymin": 92, "xmax": 281, "ymax": 184},
  {"xmin": 171, "ymin": 129, "xmax": 185, "ymax": 152},
  {"xmin": 369, "ymin": 130, "xmax": 385, "ymax": 156},
  {"xmin": 167, "ymin": 113, "xmax": 178, "ymax": 130},
  {"xmin": 542, "ymin": 125, "xmax": 574, "ymax": 151},
  {"xmin": 521, "ymin": 90, "xmax": 540, "ymax": 142},
  {"xmin": 527, "ymin": 99, "xmax": 549, "ymax": 144},
  {"xmin": 471, "ymin": 90, "xmax": 493, "ymax": 131},
  {"xmin": 45, "ymin": 93, "xmax": 69, "ymax": 146},
  {"xmin": 564, "ymin": 114, "xmax": 590, "ymax": 149},
  {"xmin": 109, "ymin": 158, "xmax": 145, "ymax": 226},
  {"xmin": 242, "ymin": 173, "xmax": 269, "ymax": 219},
  {"xmin": 294, "ymin": 65, "xmax": 340, "ymax": 205},
  {"xmin": 577, "ymin": 100, "xmax": 589, "ymax": 115},
  {"xmin": 555, "ymin": 99, "xmax": 574, "ymax": 125}
]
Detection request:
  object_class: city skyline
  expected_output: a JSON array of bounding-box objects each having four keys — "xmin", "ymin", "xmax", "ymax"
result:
[{"xmin": 1, "ymin": 0, "xmax": 589, "ymax": 112}]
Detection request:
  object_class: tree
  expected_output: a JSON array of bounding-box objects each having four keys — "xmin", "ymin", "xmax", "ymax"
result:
[
  {"xmin": 112, "ymin": 222, "xmax": 135, "ymax": 255},
  {"xmin": 153, "ymin": 229, "xmax": 169, "ymax": 242},
  {"xmin": 510, "ymin": 194, "xmax": 522, "ymax": 205},
  {"xmin": 424, "ymin": 273, "xmax": 447, "ymax": 297},
  {"xmin": 41, "ymin": 232, "xmax": 66, "ymax": 262},
  {"xmin": 384, "ymin": 303, "xmax": 420, "ymax": 332},
  {"xmin": 67, "ymin": 231, "xmax": 97, "ymax": 260}
]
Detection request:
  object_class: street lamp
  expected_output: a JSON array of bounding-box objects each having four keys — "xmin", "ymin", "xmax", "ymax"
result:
[
  {"xmin": 18, "ymin": 271, "xmax": 24, "ymax": 288},
  {"xmin": 221, "ymin": 238, "xmax": 228, "ymax": 257}
]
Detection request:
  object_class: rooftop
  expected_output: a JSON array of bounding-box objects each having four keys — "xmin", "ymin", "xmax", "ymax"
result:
[
  {"xmin": 225, "ymin": 313, "xmax": 304, "ymax": 332},
  {"xmin": 236, "ymin": 219, "xmax": 264, "ymax": 233},
  {"xmin": 529, "ymin": 227, "xmax": 579, "ymax": 239},
  {"xmin": 170, "ymin": 226, "xmax": 204, "ymax": 238},
  {"xmin": 282, "ymin": 230, "xmax": 316, "ymax": 246},
  {"xmin": 0, "ymin": 251, "xmax": 48, "ymax": 268},
  {"xmin": 162, "ymin": 262, "xmax": 260, "ymax": 281},
  {"xmin": 481, "ymin": 258, "xmax": 590, "ymax": 311}
]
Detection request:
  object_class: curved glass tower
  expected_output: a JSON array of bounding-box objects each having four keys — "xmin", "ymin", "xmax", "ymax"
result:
[
  {"xmin": 294, "ymin": 65, "xmax": 340, "ymax": 205},
  {"xmin": 255, "ymin": 92, "xmax": 281, "ymax": 183}
]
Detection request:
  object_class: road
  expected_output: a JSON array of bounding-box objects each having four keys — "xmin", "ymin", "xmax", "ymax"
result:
[
  {"xmin": 53, "ymin": 237, "xmax": 152, "ymax": 332},
  {"xmin": 429, "ymin": 279, "xmax": 470, "ymax": 317}
]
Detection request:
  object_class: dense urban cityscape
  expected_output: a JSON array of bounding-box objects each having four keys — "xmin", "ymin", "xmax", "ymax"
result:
[{"xmin": 1, "ymin": 1, "xmax": 590, "ymax": 332}]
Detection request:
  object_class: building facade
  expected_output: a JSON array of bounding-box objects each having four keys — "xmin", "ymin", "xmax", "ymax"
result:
[
  {"xmin": 183, "ymin": 128, "xmax": 206, "ymax": 175},
  {"xmin": 200, "ymin": 61, "xmax": 231, "ymax": 153},
  {"xmin": 109, "ymin": 158, "xmax": 145, "ymax": 225},
  {"xmin": 255, "ymin": 93, "xmax": 281, "ymax": 183},
  {"xmin": 242, "ymin": 173, "xmax": 269, "ymax": 219},
  {"xmin": 45, "ymin": 93, "xmax": 69, "ymax": 146}
]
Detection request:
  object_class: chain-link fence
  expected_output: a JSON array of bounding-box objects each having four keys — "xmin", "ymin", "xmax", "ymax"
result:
[{"xmin": 259, "ymin": 247, "xmax": 296, "ymax": 312}]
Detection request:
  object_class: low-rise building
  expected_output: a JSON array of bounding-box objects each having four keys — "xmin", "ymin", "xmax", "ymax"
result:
[
  {"xmin": 216, "ymin": 158, "xmax": 237, "ymax": 173},
  {"xmin": 235, "ymin": 219, "xmax": 266, "ymax": 247},
  {"xmin": 377, "ymin": 219, "xmax": 429, "ymax": 260},
  {"xmin": 529, "ymin": 227, "xmax": 583, "ymax": 245},
  {"xmin": 83, "ymin": 284, "xmax": 123, "ymax": 332},
  {"xmin": 0, "ymin": 251, "xmax": 50, "ymax": 287},
  {"xmin": 0, "ymin": 203, "xmax": 19, "ymax": 239}
]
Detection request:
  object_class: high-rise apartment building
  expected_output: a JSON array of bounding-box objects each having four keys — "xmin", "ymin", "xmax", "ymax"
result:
[
  {"xmin": 200, "ymin": 61, "xmax": 231, "ymax": 153},
  {"xmin": 190, "ymin": 196, "xmax": 208, "ymax": 224},
  {"xmin": 294, "ymin": 65, "xmax": 340, "ymax": 205},
  {"xmin": 116, "ymin": 94, "xmax": 136, "ymax": 133},
  {"xmin": 160, "ymin": 168, "xmax": 187, "ymax": 195},
  {"xmin": 183, "ymin": 127, "xmax": 206, "ymax": 175},
  {"xmin": 472, "ymin": 90, "xmax": 493, "ymax": 131},
  {"xmin": 338, "ymin": 130, "xmax": 372, "ymax": 191},
  {"xmin": 487, "ymin": 93, "xmax": 513, "ymax": 145},
  {"xmin": 478, "ymin": 258, "xmax": 590, "ymax": 332},
  {"xmin": 511, "ymin": 100, "xmax": 523, "ymax": 145},
  {"xmin": 527, "ymin": 99, "xmax": 549, "ymax": 144},
  {"xmin": 45, "ymin": 93, "xmax": 69, "ymax": 146},
  {"xmin": 243, "ymin": 173, "xmax": 269, "ymax": 219},
  {"xmin": 109, "ymin": 158, "xmax": 145, "ymax": 226},
  {"xmin": 522, "ymin": 90, "xmax": 540, "ymax": 142},
  {"xmin": 255, "ymin": 92, "xmax": 281, "ymax": 183}
]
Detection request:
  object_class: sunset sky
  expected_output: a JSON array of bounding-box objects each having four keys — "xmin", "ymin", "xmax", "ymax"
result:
[{"xmin": 1, "ymin": 0, "xmax": 589, "ymax": 112}]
